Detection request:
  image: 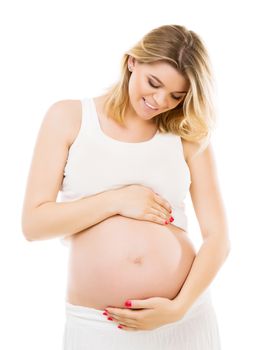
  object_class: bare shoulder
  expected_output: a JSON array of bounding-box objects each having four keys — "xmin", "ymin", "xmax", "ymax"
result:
[
  {"xmin": 181, "ymin": 138, "xmax": 203, "ymax": 163},
  {"xmin": 21, "ymin": 99, "xmax": 82, "ymax": 225},
  {"xmin": 45, "ymin": 99, "xmax": 82, "ymax": 147},
  {"xmin": 181, "ymin": 138, "xmax": 217, "ymax": 181},
  {"xmin": 181, "ymin": 139, "xmax": 227, "ymax": 238},
  {"xmin": 182, "ymin": 138, "xmax": 215, "ymax": 166}
]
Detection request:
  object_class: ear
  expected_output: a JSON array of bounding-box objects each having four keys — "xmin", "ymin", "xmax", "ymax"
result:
[{"xmin": 128, "ymin": 55, "xmax": 136, "ymax": 69}]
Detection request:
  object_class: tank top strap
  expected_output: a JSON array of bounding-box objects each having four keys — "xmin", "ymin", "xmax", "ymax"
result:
[{"xmin": 80, "ymin": 97, "xmax": 100, "ymax": 138}]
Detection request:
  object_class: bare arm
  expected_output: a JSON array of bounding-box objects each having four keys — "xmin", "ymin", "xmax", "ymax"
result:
[
  {"xmin": 21, "ymin": 99, "xmax": 118, "ymax": 241},
  {"xmin": 22, "ymin": 190, "xmax": 119, "ymax": 241},
  {"xmin": 173, "ymin": 141, "xmax": 231, "ymax": 314}
]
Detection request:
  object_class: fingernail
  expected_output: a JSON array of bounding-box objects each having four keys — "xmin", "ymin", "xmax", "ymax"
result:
[
  {"xmin": 124, "ymin": 300, "xmax": 132, "ymax": 307},
  {"xmin": 107, "ymin": 317, "xmax": 113, "ymax": 321},
  {"xmin": 169, "ymin": 216, "xmax": 174, "ymax": 222},
  {"xmin": 102, "ymin": 311, "xmax": 108, "ymax": 316},
  {"xmin": 164, "ymin": 220, "xmax": 168, "ymax": 225},
  {"xmin": 118, "ymin": 324, "xmax": 123, "ymax": 329},
  {"xmin": 170, "ymin": 209, "xmax": 172, "ymax": 214}
]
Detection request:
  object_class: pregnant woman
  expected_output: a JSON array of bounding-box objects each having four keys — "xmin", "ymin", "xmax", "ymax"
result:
[{"xmin": 21, "ymin": 24, "xmax": 230, "ymax": 349}]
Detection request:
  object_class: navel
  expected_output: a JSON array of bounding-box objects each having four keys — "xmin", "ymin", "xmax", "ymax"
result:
[
  {"xmin": 127, "ymin": 254, "xmax": 144, "ymax": 265},
  {"xmin": 132, "ymin": 256, "xmax": 143, "ymax": 265}
]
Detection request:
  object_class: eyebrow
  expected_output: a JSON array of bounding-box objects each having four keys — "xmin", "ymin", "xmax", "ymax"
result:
[{"xmin": 149, "ymin": 74, "xmax": 187, "ymax": 93}]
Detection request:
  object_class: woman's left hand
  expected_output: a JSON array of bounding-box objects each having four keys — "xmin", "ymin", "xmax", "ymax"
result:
[{"xmin": 104, "ymin": 297, "xmax": 183, "ymax": 331}]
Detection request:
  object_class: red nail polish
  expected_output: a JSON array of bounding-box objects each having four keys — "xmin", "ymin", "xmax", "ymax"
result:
[
  {"xmin": 164, "ymin": 220, "xmax": 168, "ymax": 225},
  {"xmin": 118, "ymin": 324, "xmax": 123, "ymax": 329},
  {"xmin": 124, "ymin": 300, "xmax": 132, "ymax": 307},
  {"xmin": 169, "ymin": 216, "xmax": 174, "ymax": 222},
  {"xmin": 102, "ymin": 311, "xmax": 108, "ymax": 316},
  {"xmin": 107, "ymin": 317, "xmax": 113, "ymax": 321}
]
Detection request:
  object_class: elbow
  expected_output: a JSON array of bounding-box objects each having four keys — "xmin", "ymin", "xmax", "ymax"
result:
[
  {"xmin": 22, "ymin": 232, "xmax": 34, "ymax": 242},
  {"xmin": 22, "ymin": 227, "xmax": 43, "ymax": 242},
  {"xmin": 21, "ymin": 223, "xmax": 35, "ymax": 241},
  {"xmin": 21, "ymin": 209, "xmax": 47, "ymax": 241},
  {"xmin": 24, "ymin": 235, "xmax": 34, "ymax": 242},
  {"xmin": 21, "ymin": 216, "xmax": 38, "ymax": 241},
  {"xmin": 21, "ymin": 206, "xmax": 51, "ymax": 241},
  {"xmin": 21, "ymin": 216, "xmax": 59, "ymax": 241},
  {"xmin": 21, "ymin": 210, "xmax": 34, "ymax": 241}
]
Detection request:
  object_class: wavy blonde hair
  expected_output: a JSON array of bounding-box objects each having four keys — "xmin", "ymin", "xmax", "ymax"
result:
[{"xmin": 103, "ymin": 24, "xmax": 216, "ymax": 152}]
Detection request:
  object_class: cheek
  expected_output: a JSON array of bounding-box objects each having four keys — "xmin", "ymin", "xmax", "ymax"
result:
[
  {"xmin": 129, "ymin": 76, "xmax": 147, "ymax": 99},
  {"xmin": 129, "ymin": 75, "xmax": 139, "ymax": 93}
]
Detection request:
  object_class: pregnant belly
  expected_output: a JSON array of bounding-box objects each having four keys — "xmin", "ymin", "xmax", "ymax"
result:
[{"xmin": 66, "ymin": 215, "xmax": 196, "ymax": 311}]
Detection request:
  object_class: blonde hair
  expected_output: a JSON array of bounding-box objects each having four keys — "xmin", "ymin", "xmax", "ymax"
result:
[{"xmin": 103, "ymin": 24, "xmax": 216, "ymax": 153}]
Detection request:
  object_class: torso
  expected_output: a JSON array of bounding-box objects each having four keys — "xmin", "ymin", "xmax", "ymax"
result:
[{"xmin": 65, "ymin": 96, "xmax": 196, "ymax": 311}]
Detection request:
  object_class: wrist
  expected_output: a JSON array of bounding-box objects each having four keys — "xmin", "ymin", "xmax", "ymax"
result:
[
  {"xmin": 171, "ymin": 288, "xmax": 195, "ymax": 318},
  {"xmin": 105, "ymin": 189, "xmax": 122, "ymax": 216},
  {"xmin": 172, "ymin": 298, "xmax": 188, "ymax": 318}
]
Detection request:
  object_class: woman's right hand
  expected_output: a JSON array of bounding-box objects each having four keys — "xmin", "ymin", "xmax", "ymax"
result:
[{"xmin": 114, "ymin": 184, "xmax": 173, "ymax": 225}]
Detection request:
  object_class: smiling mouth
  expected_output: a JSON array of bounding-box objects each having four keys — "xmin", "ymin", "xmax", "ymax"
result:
[{"xmin": 143, "ymin": 97, "xmax": 158, "ymax": 110}]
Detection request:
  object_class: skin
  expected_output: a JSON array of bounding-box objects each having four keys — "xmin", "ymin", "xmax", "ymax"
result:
[
  {"xmin": 22, "ymin": 56, "xmax": 230, "ymax": 332},
  {"xmin": 100, "ymin": 57, "xmax": 230, "ymax": 331},
  {"xmin": 125, "ymin": 56, "xmax": 189, "ymax": 128},
  {"xmin": 64, "ymin": 60, "xmax": 196, "ymax": 309}
]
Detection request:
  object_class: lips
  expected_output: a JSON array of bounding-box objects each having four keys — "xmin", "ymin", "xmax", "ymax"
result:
[{"xmin": 143, "ymin": 97, "xmax": 158, "ymax": 110}]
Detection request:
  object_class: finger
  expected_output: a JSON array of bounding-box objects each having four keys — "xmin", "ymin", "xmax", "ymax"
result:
[
  {"xmin": 145, "ymin": 212, "xmax": 169, "ymax": 225},
  {"xmin": 154, "ymin": 193, "xmax": 172, "ymax": 213},
  {"xmin": 117, "ymin": 323, "xmax": 139, "ymax": 331},
  {"xmin": 106, "ymin": 312, "xmax": 140, "ymax": 327},
  {"xmin": 105, "ymin": 309, "xmax": 139, "ymax": 322},
  {"xmin": 149, "ymin": 207, "xmax": 170, "ymax": 224},
  {"xmin": 108, "ymin": 314, "xmax": 137, "ymax": 325},
  {"xmin": 150, "ymin": 203, "xmax": 171, "ymax": 221}
]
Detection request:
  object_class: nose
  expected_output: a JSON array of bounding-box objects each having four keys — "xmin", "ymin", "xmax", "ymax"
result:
[{"xmin": 153, "ymin": 92, "xmax": 168, "ymax": 109}]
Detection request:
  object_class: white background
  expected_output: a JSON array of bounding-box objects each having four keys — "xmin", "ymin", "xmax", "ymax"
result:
[{"xmin": 1, "ymin": 0, "xmax": 271, "ymax": 349}]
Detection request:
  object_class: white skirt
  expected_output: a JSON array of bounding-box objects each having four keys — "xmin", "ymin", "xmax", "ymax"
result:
[{"xmin": 62, "ymin": 290, "xmax": 221, "ymax": 350}]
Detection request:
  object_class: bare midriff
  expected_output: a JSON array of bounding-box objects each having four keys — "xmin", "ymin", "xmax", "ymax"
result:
[{"xmin": 66, "ymin": 215, "xmax": 196, "ymax": 311}]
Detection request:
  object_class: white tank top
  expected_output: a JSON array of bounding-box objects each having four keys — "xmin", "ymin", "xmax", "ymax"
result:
[{"xmin": 59, "ymin": 97, "xmax": 191, "ymax": 233}]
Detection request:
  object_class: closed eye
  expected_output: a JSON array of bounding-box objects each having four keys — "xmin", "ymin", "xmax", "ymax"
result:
[
  {"xmin": 148, "ymin": 79, "xmax": 160, "ymax": 89},
  {"xmin": 148, "ymin": 79, "xmax": 184, "ymax": 100}
]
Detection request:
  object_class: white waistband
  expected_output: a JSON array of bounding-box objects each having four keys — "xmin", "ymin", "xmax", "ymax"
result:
[{"xmin": 64, "ymin": 289, "xmax": 213, "ymax": 331}]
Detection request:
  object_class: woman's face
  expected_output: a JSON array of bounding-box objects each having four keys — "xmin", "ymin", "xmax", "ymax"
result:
[{"xmin": 127, "ymin": 57, "xmax": 189, "ymax": 122}]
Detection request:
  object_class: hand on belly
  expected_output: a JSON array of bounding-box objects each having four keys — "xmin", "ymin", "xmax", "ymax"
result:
[{"xmin": 67, "ymin": 215, "xmax": 196, "ymax": 310}]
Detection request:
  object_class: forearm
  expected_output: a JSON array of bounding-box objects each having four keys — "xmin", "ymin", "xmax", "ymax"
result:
[
  {"xmin": 22, "ymin": 189, "xmax": 119, "ymax": 241},
  {"xmin": 173, "ymin": 233, "xmax": 231, "ymax": 315}
]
